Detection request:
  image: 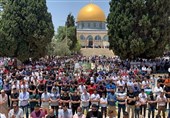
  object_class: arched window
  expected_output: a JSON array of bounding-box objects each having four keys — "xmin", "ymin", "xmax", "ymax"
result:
[
  {"xmin": 95, "ymin": 35, "xmax": 101, "ymax": 40},
  {"xmin": 86, "ymin": 35, "xmax": 93, "ymax": 40},
  {"xmin": 80, "ymin": 35, "xmax": 85, "ymax": 40},
  {"xmin": 88, "ymin": 23, "xmax": 90, "ymax": 28},
  {"xmin": 99, "ymin": 23, "xmax": 102, "ymax": 28},
  {"xmin": 82, "ymin": 22, "xmax": 84, "ymax": 28},
  {"xmin": 94, "ymin": 22, "xmax": 96, "ymax": 27},
  {"xmin": 103, "ymin": 35, "xmax": 108, "ymax": 41}
]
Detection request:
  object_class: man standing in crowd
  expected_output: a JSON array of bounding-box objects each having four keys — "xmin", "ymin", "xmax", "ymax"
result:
[
  {"xmin": 100, "ymin": 93, "xmax": 107, "ymax": 118},
  {"xmin": 0, "ymin": 90, "xmax": 8, "ymax": 117},
  {"xmin": 38, "ymin": 80, "xmax": 46, "ymax": 106},
  {"xmin": 81, "ymin": 89, "xmax": 90, "ymax": 113},
  {"xmin": 11, "ymin": 87, "xmax": 19, "ymax": 108},
  {"xmin": 71, "ymin": 91, "xmax": 81, "ymax": 115},
  {"xmin": 50, "ymin": 87, "xmax": 60, "ymax": 115},
  {"xmin": 127, "ymin": 88, "xmax": 136, "ymax": 118},
  {"xmin": 86, "ymin": 104, "xmax": 102, "ymax": 118},
  {"xmin": 116, "ymin": 86, "xmax": 126, "ymax": 118},
  {"xmin": 90, "ymin": 90, "xmax": 100, "ymax": 107},
  {"xmin": 19, "ymin": 87, "xmax": 29, "ymax": 118},
  {"xmin": 107, "ymin": 89, "xmax": 117, "ymax": 118},
  {"xmin": 58, "ymin": 104, "xmax": 72, "ymax": 118},
  {"xmin": 29, "ymin": 89, "xmax": 40, "ymax": 112},
  {"xmin": 30, "ymin": 104, "xmax": 46, "ymax": 118},
  {"xmin": 139, "ymin": 89, "xmax": 147, "ymax": 117},
  {"xmin": 8, "ymin": 102, "xmax": 24, "ymax": 118},
  {"xmin": 73, "ymin": 107, "xmax": 86, "ymax": 118},
  {"xmin": 60, "ymin": 92, "xmax": 70, "ymax": 108},
  {"xmin": 41, "ymin": 89, "xmax": 51, "ymax": 113},
  {"xmin": 156, "ymin": 92, "xmax": 167, "ymax": 118},
  {"xmin": 45, "ymin": 109, "xmax": 56, "ymax": 118}
]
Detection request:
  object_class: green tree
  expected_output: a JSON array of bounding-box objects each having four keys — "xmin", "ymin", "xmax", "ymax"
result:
[
  {"xmin": 1, "ymin": 0, "xmax": 54, "ymax": 61},
  {"xmin": 65, "ymin": 13, "xmax": 77, "ymax": 51},
  {"xmin": 65, "ymin": 13, "xmax": 75, "ymax": 27},
  {"xmin": 56, "ymin": 26, "xmax": 79, "ymax": 51},
  {"xmin": 107, "ymin": 0, "xmax": 170, "ymax": 59},
  {"xmin": 47, "ymin": 38, "xmax": 71, "ymax": 56}
]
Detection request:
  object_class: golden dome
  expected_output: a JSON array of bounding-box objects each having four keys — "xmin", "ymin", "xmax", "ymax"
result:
[{"xmin": 77, "ymin": 3, "xmax": 106, "ymax": 22}]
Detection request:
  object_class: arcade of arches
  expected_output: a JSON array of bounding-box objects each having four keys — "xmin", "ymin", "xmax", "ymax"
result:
[{"xmin": 77, "ymin": 33, "xmax": 109, "ymax": 48}]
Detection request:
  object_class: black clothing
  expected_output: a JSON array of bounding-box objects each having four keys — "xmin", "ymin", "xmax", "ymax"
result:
[
  {"xmin": 29, "ymin": 84, "xmax": 36, "ymax": 95},
  {"xmin": 127, "ymin": 92, "xmax": 136, "ymax": 105},
  {"xmin": 38, "ymin": 84, "xmax": 45, "ymax": 91},
  {"xmin": 164, "ymin": 86, "xmax": 170, "ymax": 98},
  {"xmin": 38, "ymin": 84, "xmax": 45, "ymax": 105},
  {"xmin": 71, "ymin": 95, "xmax": 80, "ymax": 115},
  {"xmin": 157, "ymin": 79, "xmax": 165, "ymax": 88},
  {"xmin": 60, "ymin": 95, "xmax": 70, "ymax": 107},
  {"xmin": 71, "ymin": 95, "xmax": 80, "ymax": 107},
  {"xmin": 46, "ymin": 80, "xmax": 53, "ymax": 92},
  {"xmin": 61, "ymin": 87, "xmax": 70, "ymax": 92},
  {"xmin": 86, "ymin": 111, "xmax": 103, "ymax": 118},
  {"xmin": 11, "ymin": 92, "xmax": 19, "ymax": 107}
]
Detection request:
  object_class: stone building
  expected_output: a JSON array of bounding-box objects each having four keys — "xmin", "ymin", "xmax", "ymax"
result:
[{"xmin": 76, "ymin": 3, "xmax": 109, "ymax": 48}]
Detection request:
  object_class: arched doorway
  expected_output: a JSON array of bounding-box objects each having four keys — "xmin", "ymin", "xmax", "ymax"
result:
[{"xmin": 87, "ymin": 35, "xmax": 93, "ymax": 48}]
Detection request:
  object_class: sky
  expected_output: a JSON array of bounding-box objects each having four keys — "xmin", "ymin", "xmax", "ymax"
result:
[{"xmin": 46, "ymin": 0, "xmax": 110, "ymax": 31}]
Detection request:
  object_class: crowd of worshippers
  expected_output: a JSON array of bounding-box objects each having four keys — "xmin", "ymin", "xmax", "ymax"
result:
[{"xmin": 0, "ymin": 56, "xmax": 169, "ymax": 118}]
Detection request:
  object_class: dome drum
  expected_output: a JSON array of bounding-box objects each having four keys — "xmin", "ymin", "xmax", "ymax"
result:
[{"xmin": 77, "ymin": 21, "xmax": 106, "ymax": 30}]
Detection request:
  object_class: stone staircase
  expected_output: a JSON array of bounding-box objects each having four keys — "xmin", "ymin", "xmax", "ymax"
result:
[{"xmin": 80, "ymin": 48, "xmax": 115, "ymax": 57}]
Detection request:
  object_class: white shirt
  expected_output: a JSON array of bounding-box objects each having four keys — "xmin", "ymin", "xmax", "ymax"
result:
[
  {"xmin": 117, "ymin": 80, "xmax": 125, "ymax": 86},
  {"xmin": 41, "ymin": 92, "xmax": 51, "ymax": 106},
  {"xmin": 147, "ymin": 67, "xmax": 152, "ymax": 74},
  {"xmin": 20, "ymin": 84, "xmax": 28, "ymax": 89},
  {"xmin": 50, "ymin": 92, "xmax": 60, "ymax": 106},
  {"xmin": 116, "ymin": 92, "xmax": 126, "ymax": 99},
  {"xmin": 8, "ymin": 108, "xmax": 24, "ymax": 118},
  {"xmin": 111, "ymin": 76, "xmax": 118, "ymax": 81},
  {"xmin": 81, "ymin": 93, "xmax": 90, "ymax": 107},
  {"xmin": 127, "ymin": 81, "xmax": 134, "ymax": 87},
  {"xmin": 154, "ymin": 87, "xmax": 163, "ymax": 96},
  {"xmin": 58, "ymin": 109, "xmax": 72, "ymax": 118},
  {"xmin": 78, "ymin": 85, "xmax": 86, "ymax": 93},
  {"xmin": 90, "ymin": 93, "xmax": 100, "ymax": 105},
  {"xmin": 0, "ymin": 113, "xmax": 6, "ymax": 118},
  {"xmin": 138, "ymin": 93, "xmax": 147, "ymax": 103},
  {"xmin": 11, "ymin": 84, "xmax": 20, "ymax": 90},
  {"xmin": 100, "ymin": 97, "xmax": 107, "ymax": 107},
  {"xmin": 142, "ymin": 66, "xmax": 147, "ymax": 71},
  {"xmin": 116, "ymin": 91, "xmax": 126, "ymax": 104},
  {"xmin": 19, "ymin": 92, "xmax": 29, "ymax": 106},
  {"xmin": 156, "ymin": 95, "xmax": 167, "ymax": 106},
  {"xmin": 23, "ymin": 76, "xmax": 30, "ymax": 82}
]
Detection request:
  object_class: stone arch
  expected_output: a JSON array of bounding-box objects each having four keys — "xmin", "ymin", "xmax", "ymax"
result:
[
  {"xmin": 87, "ymin": 35, "xmax": 93, "ymax": 47},
  {"xmin": 86, "ymin": 35, "xmax": 93, "ymax": 40},
  {"xmin": 80, "ymin": 35, "xmax": 85, "ymax": 40},
  {"xmin": 103, "ymin": 35, "xmax": 108, "ymax": 41},
  {"xmin": 95, "ymin": 35, "xmax": 101, "ymax": 40}
]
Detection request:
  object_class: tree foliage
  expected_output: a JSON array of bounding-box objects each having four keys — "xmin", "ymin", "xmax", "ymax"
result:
[
  {"xmin": 48, "ymin": 24, "xmax": 81, "ymax": 56},
  {"xmin": 65, "ymin": 13, "xmax": 75, "ymax": 27},
  {"xmin": 47, "ymin": 38, "xmax": 71, "ymax": 56},
  {"xmin": 107, "ymin": 0, "xmax": 170, "ymax": 59},
  {"xmin": 65, "ymin": 13, "xmax": 77, "ymax": 51},
  {"xmin": 56, "ymin": 26, "xmax": 78, "ymax": 51},
  {"xmin": 0, "ymin": 0, "xmax": 54, "ymax": 61}
]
